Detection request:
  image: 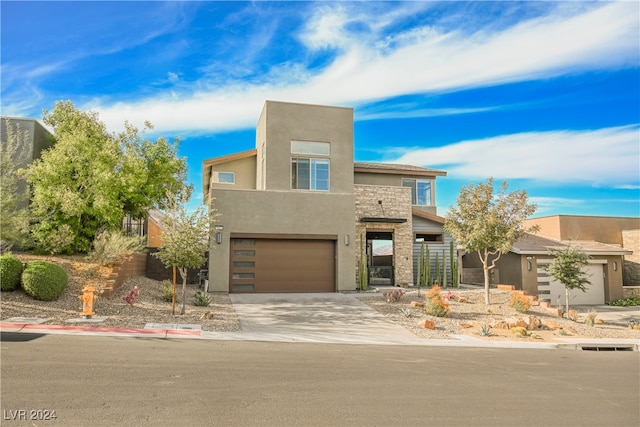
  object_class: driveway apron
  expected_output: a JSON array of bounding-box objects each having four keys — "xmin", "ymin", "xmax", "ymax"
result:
[{"xmin": 229, "ymin": 293, "xmax": 425, "ymax": 345}]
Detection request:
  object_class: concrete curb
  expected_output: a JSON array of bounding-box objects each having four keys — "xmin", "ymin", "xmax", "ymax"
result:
[{"xmin": 3, "ymin": 322, "xmax": 638, "ymax": 350}]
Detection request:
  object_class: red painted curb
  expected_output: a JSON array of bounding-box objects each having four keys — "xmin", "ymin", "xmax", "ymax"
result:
[{"xmin": 1, "ymin": 322, "xmax": 201, "ymax": 336}]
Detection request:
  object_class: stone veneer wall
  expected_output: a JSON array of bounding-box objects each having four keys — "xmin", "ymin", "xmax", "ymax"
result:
[
  {"xmin": 622, "ymin": 287, "xmax": 640, "ymax": 298},
  {"xmin": 622, "ymin": 229, "xmax": 639, "ymax": 286},
  {"xmin": 354, "ymin": 185, "xmax": 413, "ymax": 286}
]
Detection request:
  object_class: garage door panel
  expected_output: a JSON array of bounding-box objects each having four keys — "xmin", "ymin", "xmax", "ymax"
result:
[
  {"xmin": 539, "ymin": 263, "xmax": 605, "ymax": 305},
  {"xmin": 230, "ymin": 238, "xmax": 335, "ymax": 293}
]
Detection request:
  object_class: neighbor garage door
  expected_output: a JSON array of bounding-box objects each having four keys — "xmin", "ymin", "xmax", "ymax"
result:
[
  {"xmin": 229, "ymin": 238, "xmax": 336, "ymax": 293},
  {"xmin": 538, "ymin": 261, "xmax": 605, "ymax": 305}
]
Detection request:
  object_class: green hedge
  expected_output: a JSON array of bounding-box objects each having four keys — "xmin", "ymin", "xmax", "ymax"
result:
[
  {"xmin": 0, "ymin": 253, "xmax": 24, "ymax": 291},
  {"xmin": 21, "ymin": 260, "xmax": 68, "ymax": 301}
]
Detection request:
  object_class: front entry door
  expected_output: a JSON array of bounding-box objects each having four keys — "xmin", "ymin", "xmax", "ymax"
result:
[{"xmin": 366, "ymin": 231, "xmax": 394, "ymax": 286}]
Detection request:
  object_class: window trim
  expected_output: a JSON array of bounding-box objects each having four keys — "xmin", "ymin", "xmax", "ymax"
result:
[
  {"xmin": 414, "ymin": 232, "xmax": 444, "ymax": 244},
  {"xmin": 291, "ymin": 140, "xmax": 330, "ymax": 156},
  {"xmin": 402, "ymin": 178, "xmax": 433, "ymax": 206},
  {"xmin": 291, "ymin": 157, "xmax": 330, "ymax": 191},
  {"xmin": 213, "ymin": 171, "xmax": 236, "ymax": 184}
]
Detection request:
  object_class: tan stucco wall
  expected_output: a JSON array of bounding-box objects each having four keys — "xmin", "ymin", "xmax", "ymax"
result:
[
  {"xmin": 209, "ymin": 189, "xmax": 356, "ymax": 292},
  {"xmin": 258, "ymin": 101, "xmax": 354, "ymax": 194},
  {"xmin": 527, "ymin": 215, "xmax": 640, "ymax": 245},
  {"xmin": 355, "ymin": 185, "xmax": 413, "ymax": 286},
  {"xmin": 210, "ymin": 155, "xmax": 257, "ymax": 190}
]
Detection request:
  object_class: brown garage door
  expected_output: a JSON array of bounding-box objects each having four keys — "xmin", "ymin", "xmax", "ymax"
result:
[{"xmin": 230, "ymin": 238, "xmax": 335, "ymax": 293}]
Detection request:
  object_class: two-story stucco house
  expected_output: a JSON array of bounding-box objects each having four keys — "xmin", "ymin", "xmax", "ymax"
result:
[{"xmin": 203, "ymin": 100, "xmax": 450, "ymax": 293}]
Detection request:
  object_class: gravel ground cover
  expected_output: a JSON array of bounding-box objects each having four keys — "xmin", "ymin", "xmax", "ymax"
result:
[
  {"xmin": 0, "ymin": 254, "xmax": 240, "ymax": 332},
  {"xmin": 356, "ymin": 288, "xmax": 640, "ymax": 342},
  {"xmin": 2, "ymin": 254, "xmax": 638, "ymax": 342}
]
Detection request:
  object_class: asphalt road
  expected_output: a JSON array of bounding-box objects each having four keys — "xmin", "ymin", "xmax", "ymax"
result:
[{"xmin": 1, "ymin": 333, "xmax": 638, "ymax": 427}]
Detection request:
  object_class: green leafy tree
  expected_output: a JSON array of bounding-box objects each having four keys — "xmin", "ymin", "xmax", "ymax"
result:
[
  {"xmin": 153, "ymin": 192, "xmax": 212, "ymax": 315},
  {"xmin": 545, "ymin": 244, "xmax": 590, "ymax": 315},
  {"xmin": 25, "ymin": 101, "xmax": 189, "ymax": 253},
  {"xmin": 444, "ymin": 178, "xmax": 538, "ymax": 304},
  {"xmin": 0, "ymin": 119, "xmax": 31, "ymax": 250}
]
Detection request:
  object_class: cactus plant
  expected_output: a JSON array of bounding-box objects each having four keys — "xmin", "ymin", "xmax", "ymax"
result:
[
  {"xmin": 450, "ymin": 241, "xmax": 459, "ymax": 288},
  {"xmin": 440, "ymin": 249, "xmax": 447, "ymax": 288},
  {"xmin": 358, "ymin": 234, "xmax": 368, "ymax": 291},
  {"xmin": 425, "ymin": 245, "xmax": 431, "ymax": 286}
]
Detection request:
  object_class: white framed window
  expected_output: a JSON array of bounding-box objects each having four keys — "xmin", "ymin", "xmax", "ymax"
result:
[
  {"xmin": 291, "ymin": 140, "xmax": 330, "ymax": 156},
  {"xmin": 292, "ymin": 158, "xmax": 329, "ymax": 191},
  {"xmin": 213, "ymin": 171, "xmax": 235, "ymax": 184},
  {"xmin": 402, "ymin": 179, "xmax": 432, "ymax": 206}
]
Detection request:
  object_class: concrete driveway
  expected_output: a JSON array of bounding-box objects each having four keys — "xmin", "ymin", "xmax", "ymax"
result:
[
  {"xmin": 228, "ymin": 293, "xmax": 427, "ymax": 345},
  {"xmin": 575, "ymin": 305, "xmax": 640, "ymax": 326}
]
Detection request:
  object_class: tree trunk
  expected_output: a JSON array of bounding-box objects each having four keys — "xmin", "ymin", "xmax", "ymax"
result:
[
  {"xmin": 171, "ymin": 267, "xmax": 177, "ymax": 315},
  {"xmin": 483, "ymin": 266, "xmax": 491, "ymax": 305},
  {"xmin": 179, "ymin": 267, "xmax": 187, "ymax": 315},
  {"xmin": 565, "ymin": 287, "xmax": 570, "ymax": 317}
]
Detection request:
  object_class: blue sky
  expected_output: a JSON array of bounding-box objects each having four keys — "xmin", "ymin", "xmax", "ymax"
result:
[{"xmin": 2, "ymin": 1, "xmax": 639, "ymax": 218}]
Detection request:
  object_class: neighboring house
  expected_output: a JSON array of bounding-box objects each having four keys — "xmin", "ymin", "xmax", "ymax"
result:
[
  {"xmin": 203, "ymin": 100, "xmax": 450, "ymax": 293},
  {"xmin": 133, "ymin": 210, "xmax": 208, "ymax": 284},
  {"xmin": 121, "ymin": 210, "xmax": 165, "ymax": 249},
  {"xmin": 0, "ymin": 117, "xmax": 54, "ymax": 205},
  {"xmin": 462, "ymin": 232, "xmax": 633, "ymax": 305},
  {"xmin": 525, "ymin": 215, "xmax": 640, "ymax": 289}
]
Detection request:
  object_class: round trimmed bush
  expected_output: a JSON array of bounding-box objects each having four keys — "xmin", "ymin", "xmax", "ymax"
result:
[
  {"xmin": 0, "ymin": 253, "xmax": 24, "ymax": 291},
  {"xmin": 21, "ymin": 260, "xmax": 68, "ymax": 301}
]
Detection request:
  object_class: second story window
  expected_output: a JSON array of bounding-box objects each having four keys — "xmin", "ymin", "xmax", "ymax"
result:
[
  {"xmin": 292, "ymin": 158, "xmax": 329, "ymax": 190},
  {"xmin": 291, "ymin": 141, "xmax": 330, "ymax": 191},
  {"xmin": 402, "ymin": 178, "xmax": 432, "ymax": 206},
  {"xmin": 213, "ymin": 171, "xmax": 235, "ymax": 184}
]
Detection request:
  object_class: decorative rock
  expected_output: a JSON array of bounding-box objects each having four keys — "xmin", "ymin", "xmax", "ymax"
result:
[
  {"xmin": 410, "ymin": 301, "xmax": 424, "ymax": 308},
  {"xmin": 525, "ymin": 316, "xmax": 541, "ymax": 330},
  {"xmin": 546, "ymin": 308, "xmax": 563, "ymax": 317},
  {"xmin": 419, "ymin": 319, "xmax": 436, "ymax": 329},
  {"xmin": 544, "ymin": 320, "xmax": 562, "ymax": 330},
  {"xmin": 514, "ymin": 320, "xmax": 528, "ymax": 329},
  {"xmin": 493, "ymin": 321, "xmax": 510, "ymax": 329},
  {"xmin": 459, "ymin": 323, "xmax": 475, "ymax": 329}
]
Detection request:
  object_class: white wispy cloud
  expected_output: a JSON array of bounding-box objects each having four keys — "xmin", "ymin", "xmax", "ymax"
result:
[
  {"xmin": 83, "ymin": 1, "xmax": 638, "ymax": 133},
  {"xmin": 529, "ymin": 196, "xmax": 587, "ymax": 215},
  {"xmin": 392, "ymin": 125, "xmax": 640, "ymax": 188}
]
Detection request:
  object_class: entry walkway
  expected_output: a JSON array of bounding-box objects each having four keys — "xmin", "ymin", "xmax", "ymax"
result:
[{"xmin": 228, "ymin": 293, "xmax": 429, "ymax": 345}]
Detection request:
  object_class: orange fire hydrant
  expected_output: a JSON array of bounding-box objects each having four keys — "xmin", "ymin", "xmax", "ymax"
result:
[{"xmin": 79, "ymin": 284, "xmax": 98, "ymax": 318}]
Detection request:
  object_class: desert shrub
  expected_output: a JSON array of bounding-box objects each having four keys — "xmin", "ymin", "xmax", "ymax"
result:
[
  {"xmin": 0, "ymin": 253, "xmax": 24, "ymax": 291},
  {"xmin": 399, "ymin": 307, "xmax": 415, "ymax": 318},
  {"xmin": 89, "ymin": 229, "xmax": 145, "ymax": 266},
  {"xmin": 511, "ymin": 326, "xmax": 528, "ymax": 337},
  {"xmin": 193, "ymin": 291, "xmax": 212, "ymax": 307},
  {"xmin": 609, "ymin": 297, "xmax": 640, "ymax": 307},
  {"xmin": 567, "ymin": 309, "xmax": 579, "ymax": 322},
  {"xmin": 383, "ymin": 288, "xmax": 406, "ymax": 303},
  {"xmin": 479, "ymin": 324, "xmax": 492, "ymax": 337},
  {"xmin": 509, "ymin": 293, "xmax": 530, "ymax": 313},
  {"xmin": 161, "ymin": 280, "xmax": 174, "ymax": 302},
  {"xmin": 584, "ymin": 308, "xmax": 597, "ymax": 326},
  {"xmin": 21, "ymin": 260, "xmax": 68, "ymax": 301},
  {"xmin": 424, "ymin": 285, "xmax": 449, "ymax": 317}
]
